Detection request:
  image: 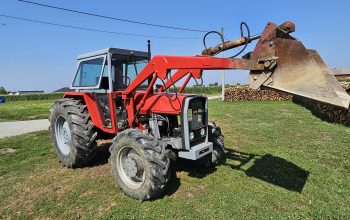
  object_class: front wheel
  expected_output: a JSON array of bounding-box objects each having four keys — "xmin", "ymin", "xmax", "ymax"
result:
[
  {"xmin": 109, "ymin": 129, "xmax": 171, "ymax": 201},
  {"xmin": 208, "ymin": 122, "xmax": 225, "ymax": 166},
  {"xmin": 194, "ymin": 122, "xmax": 225, "ymax": 168}
]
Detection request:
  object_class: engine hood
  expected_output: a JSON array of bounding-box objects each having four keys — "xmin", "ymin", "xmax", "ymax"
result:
[{"xmin": 134, "ymin": 92, "xmax": 200, "ymax": 115}]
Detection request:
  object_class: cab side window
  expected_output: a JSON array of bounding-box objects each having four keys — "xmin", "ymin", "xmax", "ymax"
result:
[{"xmin": 72, "ymin": 57, "xmax": 104, "ymax": 87}]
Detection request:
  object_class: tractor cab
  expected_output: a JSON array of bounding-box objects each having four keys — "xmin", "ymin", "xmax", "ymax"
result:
[
  {"xmin": 71, "ymin": 48, "xmax": 149, "ymax": 92},
  {"xmin": 70, "ymin": 48, "xmax": 150, "ymax": 129}
]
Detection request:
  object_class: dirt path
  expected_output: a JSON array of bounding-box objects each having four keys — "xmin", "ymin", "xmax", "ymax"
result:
[
  {"xmin": 207, "ymin": 95, "xmax": 220, "ymax": 100},
  {"xmin": 0, "ymin": 119, "xmax": 49, "ymax": 139}
]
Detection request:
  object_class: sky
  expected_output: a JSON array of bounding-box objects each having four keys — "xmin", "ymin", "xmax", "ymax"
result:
[{"xmin": 0, "ymin": 0, "xmax": 350, "ymax": 92}]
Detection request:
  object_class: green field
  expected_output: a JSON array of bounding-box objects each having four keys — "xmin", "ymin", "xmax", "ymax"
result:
[
  {"xmin": 0, "ymin": 90, "xmax": 220, "ymax": 122},
  {"xmin": 0, "ymin": 94, "xmax": 220, "ymax": 122},
  {"xmin": 0, "ymin": 100, "xmax": 54, "ymax": 121},
  {"xmin": 0, "ymin": 100, "xmax": 349, "ymax": 219}
]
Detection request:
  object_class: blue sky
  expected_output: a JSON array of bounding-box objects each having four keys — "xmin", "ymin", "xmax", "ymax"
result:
[{"xmin": 1, "ymin": 0, "xmax": 350, "ymax": 92}]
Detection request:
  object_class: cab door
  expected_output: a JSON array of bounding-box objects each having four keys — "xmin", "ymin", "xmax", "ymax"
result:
[{"xmin": 71, "ymin": 55, "xmax": 115, "ymax": 130}]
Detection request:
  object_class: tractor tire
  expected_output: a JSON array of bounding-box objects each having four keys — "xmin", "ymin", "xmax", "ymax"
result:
[
  {"xmin": 208, "ymin": 122, "xmax": 225, "ymax": 166},
  {"xmin": 109, "ymin": 129, "xmax": 171, "ymax": 201},
  {"xmin": 193, "ymin": 122, "xmax": 225, "ymax": 168},
  {"xmin": 49, "ymin": 98, "xmax": 97, "ymax": 168}
]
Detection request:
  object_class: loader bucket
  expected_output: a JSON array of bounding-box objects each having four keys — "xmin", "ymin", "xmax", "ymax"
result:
[{"xmin": 249, "ymin": 22, "xmax": 350, "ymax": 109}]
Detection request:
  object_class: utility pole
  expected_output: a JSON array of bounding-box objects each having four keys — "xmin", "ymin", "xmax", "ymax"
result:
[{"xmin": 221, "ymin": 27, "xmax": 225, "ymax": 101}]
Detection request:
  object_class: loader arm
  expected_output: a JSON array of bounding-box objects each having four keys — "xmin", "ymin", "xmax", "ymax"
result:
[
  {"xmin": 124, "ymin": 56, "xmax": 264, "ymax": 95},
  {"xmin": 157, "ymin": 69, "xmax": 202, "ymax": 92},
  {"xmin": 122, "ymin": 20, "xmax": 349, "ymax": 127}
]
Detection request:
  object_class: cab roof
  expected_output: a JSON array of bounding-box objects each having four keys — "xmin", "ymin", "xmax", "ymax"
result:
[{"xmin": 77, "ymin": 48, "xmax": 149, "ymax": 60}]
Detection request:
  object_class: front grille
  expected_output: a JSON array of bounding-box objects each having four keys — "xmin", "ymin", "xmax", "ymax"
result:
[
  {"xmin": 190, "ymin": 127, "xmax": 206, "ymax": 147},
  {"xmin": 181, "ymin": 96, "xmax": 208, "ymax": 150}
]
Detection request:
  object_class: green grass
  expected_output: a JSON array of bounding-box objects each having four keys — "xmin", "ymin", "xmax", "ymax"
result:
[
  {"xmin": 0, "ymin": 100, "xmax": 53, "ymax": 121},
  {"xmin": 0, "ymin": 100, "xmax": 349, "ymax": 219}
]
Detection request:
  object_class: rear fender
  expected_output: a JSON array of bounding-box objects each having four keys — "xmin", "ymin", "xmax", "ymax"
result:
[{"xmin": 64, "ymin": 92, "xmax": 117, "ymax": 134}]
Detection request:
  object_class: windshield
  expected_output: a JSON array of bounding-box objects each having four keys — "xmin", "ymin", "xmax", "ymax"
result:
[
  {"xmin": 126, "ymin": 60, "xmax": 148, "ymax": 85},
  {"xmin": 111, "ymin": 54, "xmax": 148, "ymax": 90}
]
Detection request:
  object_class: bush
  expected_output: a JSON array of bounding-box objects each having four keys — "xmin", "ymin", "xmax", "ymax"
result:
[
  {"xmin": 0, "ymin": 86, "xmax": 6, "ymax": 94},
  {"xmin": 169, "ymin": 85, "xmax": 222, "ymax": 95},
  {"xmin": 4, "ymin": 93, "xmax": 64, "ymax": 102}
]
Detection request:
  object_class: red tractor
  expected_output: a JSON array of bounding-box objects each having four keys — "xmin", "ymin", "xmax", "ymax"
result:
[{"xmin": 49, "ymin": 21, "xmax": 350, "ymax": 200}]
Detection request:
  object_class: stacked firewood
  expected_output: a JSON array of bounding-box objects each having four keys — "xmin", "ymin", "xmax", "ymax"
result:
[
  {"xmin": 293, "ymin": 83, "xmax": 350, "ymax": 126},
  {"xmin": 224, "ymin": 86, "xmax": 292, "ymax": 101},
  {"xmin": 224, "ymin": 84, "xmax": 350, "ymax": 126},
  {"xmin": 293, "ymin": 96, "xmax": 350, "ymax": 126},
  {"xmin": 340, "ymin": 81, "xmax": 350, "ymax": 92}
]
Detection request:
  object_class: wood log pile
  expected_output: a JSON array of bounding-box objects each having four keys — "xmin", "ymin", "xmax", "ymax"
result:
[
  {"xmin": 224, "ymin": 86, "xmax": 292, "ymax": 101},
  {"xmin": 224, "ymin": 82, "xmax": 350, "ymax": 126},
  {"xmin": 293, "ymin": 82, "xmax": 350, "ymax": 126},
  {"xmin": 340, "ymin": 81, "xmax": 350, "ymax": 92},
  {"xmin": 293, "ymin": 96, "xmax": 350, "ymax": 126}
]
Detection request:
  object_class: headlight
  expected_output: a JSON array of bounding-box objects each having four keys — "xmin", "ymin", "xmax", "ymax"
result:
[
  {"xmin": 200, "ymin": 128, "xmax": 205, "ymax": 136},
  {"xmin": 189, "ymin": 132, "xmax": 194, "ymax": 140}
]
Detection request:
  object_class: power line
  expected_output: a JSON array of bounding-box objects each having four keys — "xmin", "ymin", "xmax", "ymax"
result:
[
  {"xmin": 0, "ymin": 14, "xmax": 204, "ymax": 39},
  {"xmin": 18, "ymin": 0, "xmax": 209, "ymax": 33}
]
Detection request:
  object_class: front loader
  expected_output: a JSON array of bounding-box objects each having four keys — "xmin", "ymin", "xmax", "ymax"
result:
[{"xmin": 49, "ymin": 21, "xmax": 350, "ymax": 200}]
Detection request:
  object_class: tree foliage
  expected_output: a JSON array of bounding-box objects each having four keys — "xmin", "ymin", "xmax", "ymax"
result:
[{"xmin": 0, "ymin": 86, "xmax": 7, "ymax": 94}]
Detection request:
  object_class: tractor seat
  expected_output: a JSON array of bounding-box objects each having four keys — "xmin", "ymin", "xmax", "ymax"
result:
[{"xmin": 100, "ymin": 77, "xmax": 109, "ymax": 90}]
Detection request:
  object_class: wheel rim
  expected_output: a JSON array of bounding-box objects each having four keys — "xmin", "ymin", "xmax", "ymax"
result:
[
  {"xmin": 55, "ymin": 116, "xmax": 72, "ymax": 156},
  {"xmin": 117, "ymin": 146, "xmax": 146, "ymax": 189}
]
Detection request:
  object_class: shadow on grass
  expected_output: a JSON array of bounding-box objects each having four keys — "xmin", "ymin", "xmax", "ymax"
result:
[
  {"xmin": 174, "ymin": 155, "xmax": 217, "ymax": 179},
  {"xmin": 224, "ymin": 148, "xmax": 309, "ymax": 193},
  {"xmin": 163, "ymin": 165, "xmax": 181, "ymax": 197},
  {"xmin": 88, "ymin": 143, "xmax": 112, "ymax": 167}
]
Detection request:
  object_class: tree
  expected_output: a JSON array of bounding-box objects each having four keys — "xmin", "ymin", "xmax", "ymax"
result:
[{"xmin": 0, "ymin": 86, "xmax": 6, "ymax": 94}]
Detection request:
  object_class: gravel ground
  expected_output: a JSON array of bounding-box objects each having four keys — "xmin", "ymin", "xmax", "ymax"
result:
[{"xmin": 0, "ymin": 119, "xmax": 49, "ymax": 139}]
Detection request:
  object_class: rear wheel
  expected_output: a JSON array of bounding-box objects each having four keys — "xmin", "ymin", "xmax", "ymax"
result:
[
  {"xmin": 109, "ymin": 129, "xmax": 171, "ymax": 201},
  {"xmin": 49, "ymin": 98, "xmax": 97, "ymax": 168}
]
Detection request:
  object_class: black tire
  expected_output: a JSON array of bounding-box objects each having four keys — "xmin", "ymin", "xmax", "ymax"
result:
[
  {"xmin": 49, "ymin": 98, "xmax": 97, "ymax": 168},
  {"xmin": 109, "ymin": 129, "xmax": 171, "ymax": 201},
  {"xmin": 208, "ymin": 122, "xmax": 225, "ymax": 166},
  {"xmin": 193, "ymin": 122, "xmax": 225, "ymax": 168}
]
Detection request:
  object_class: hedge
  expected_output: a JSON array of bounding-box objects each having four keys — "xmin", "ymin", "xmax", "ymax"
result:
[
  {"xmin": 168, "ymin": 85, "xmax": 222, "ymax": 95},
  {"xmin": 4, "ymin": 93, "xmax": 64, "ymax": 102}
]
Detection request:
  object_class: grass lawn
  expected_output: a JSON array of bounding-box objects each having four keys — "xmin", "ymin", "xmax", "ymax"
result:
[
  {"xmin": 0, "ymin": 95, "xmax": 220, "ymax": 122},
  {"xmin": 0, "ymin": 100, "xmax": 349, "ymax": 219},
  {"xmin": 0, "ymin": 100, "xmax": 54, "ymax": 121}
]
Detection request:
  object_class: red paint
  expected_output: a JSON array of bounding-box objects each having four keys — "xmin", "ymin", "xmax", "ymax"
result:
[
  {"xmin": 64, "ymin": 92, "xmax": 118, "ymax": 133},
  {"xmin": 64, "ymin": 55, "xmax": 263, "ymax": 135}
]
